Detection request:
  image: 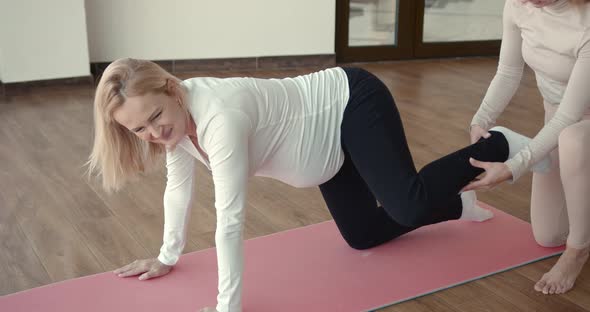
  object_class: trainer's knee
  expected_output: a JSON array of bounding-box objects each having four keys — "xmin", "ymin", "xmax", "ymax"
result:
[
  {"xmin": 532, "ymin": 230, "xmax": 567, "ymax": 248},
  {"xmin": 558, "ymin": 123, "xmax": 590, "ymax": 164}
]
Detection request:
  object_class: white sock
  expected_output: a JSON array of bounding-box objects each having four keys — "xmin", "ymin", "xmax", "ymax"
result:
[
  {"xmin": 489, "ymin": 126, "xmax": 551, "ymax": 173},
  {"xmin": 459, "ymin": 191, "xmax": 494, "ymax": 222}
]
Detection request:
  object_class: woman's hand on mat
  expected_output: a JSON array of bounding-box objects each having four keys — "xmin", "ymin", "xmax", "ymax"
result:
[
  {"xmin": 461, "ymin": 158, "xmax": 512, "ymax": 192},
  {"xmin": 113, "ymin": 258, "xmax": 172, "ymax": 280},
  {"xmin": 470, "ymin": 125, "xmax": 491, "ymax": 144}
]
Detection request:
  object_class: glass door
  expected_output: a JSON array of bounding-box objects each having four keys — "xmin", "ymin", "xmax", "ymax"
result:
[
  {"xmin": 336, "ymin": 0, "xmax": 503, "ymax": 62},
  {"xmin": 415, "ymin": 0, "xmax": 503, "ymax": 58},
  {"xmin": 336, "ymin": 0, "xmax": 415, "ymax": 62}
]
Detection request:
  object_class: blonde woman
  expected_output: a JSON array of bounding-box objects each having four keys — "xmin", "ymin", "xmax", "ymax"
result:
[
  {"xmin": 465, "ymin": 0, "xmax": 590, "ymax": 296},
  {"xmin": 89, "ymin": 58, "xmax": 535, "ymax": 311}
]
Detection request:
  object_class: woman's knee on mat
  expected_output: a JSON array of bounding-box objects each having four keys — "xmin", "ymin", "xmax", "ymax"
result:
[{"xmin": 342, "ymin": 234, "xmax": 384, "ymax": 250}]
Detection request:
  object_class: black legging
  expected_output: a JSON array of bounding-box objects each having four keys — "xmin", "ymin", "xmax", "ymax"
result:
[{"xmin": 318, "ymin": 67, "xmax": 509, "ymax": 250}]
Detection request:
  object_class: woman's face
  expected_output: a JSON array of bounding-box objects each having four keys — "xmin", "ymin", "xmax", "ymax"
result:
[
  {"xmin": 520, "ymin": 0, "xmax": 559, "ymax": 7},
  {"xmin": 113, "ymin": 91, "xmax": 188, "ymax": 148}
]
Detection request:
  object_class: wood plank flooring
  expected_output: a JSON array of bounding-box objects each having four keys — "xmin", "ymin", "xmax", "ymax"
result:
[{"xmin": 1, "ymin": 57, "xmax": 588, "ymax": 311}]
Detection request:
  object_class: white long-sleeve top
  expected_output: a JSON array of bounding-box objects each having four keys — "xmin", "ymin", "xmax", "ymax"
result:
[
  {"xmin": 156, "ymin": 67, "xmax": 350, "ymax": 312},
  {"xmin": 471, "ymin": 0, "xmax": 590, "ymax": 181}
]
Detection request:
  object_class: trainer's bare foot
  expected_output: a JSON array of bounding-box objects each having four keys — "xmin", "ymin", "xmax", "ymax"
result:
[{"xmin": 534, "ymin": 245, "xmax": 589, "ymax": 294}]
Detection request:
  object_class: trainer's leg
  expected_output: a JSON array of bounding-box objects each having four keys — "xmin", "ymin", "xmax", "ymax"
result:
[{"xmin": 535, "ymin": 118, "xmax": 590, "ymax": 295}]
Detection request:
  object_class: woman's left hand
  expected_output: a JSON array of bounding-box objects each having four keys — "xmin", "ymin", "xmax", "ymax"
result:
[
  {"xmin": 199, "ymin": 307, "xmax": 218, "ymax": 312},
  {"xmin": 461, "ymin": 158, "xmax": 513, "ymax": 192}
]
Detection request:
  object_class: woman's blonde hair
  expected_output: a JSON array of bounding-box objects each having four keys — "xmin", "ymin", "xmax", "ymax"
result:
[{"xmin": 87, "ymin": 58, "xmax": 187, "ymax": 192}]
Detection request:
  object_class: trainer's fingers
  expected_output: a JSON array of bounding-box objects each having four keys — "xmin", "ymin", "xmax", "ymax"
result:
[
  {"xmin": 461, "ymin": 179, "xmax": 489, "ymax": 192},
  {"xmin": 471, "ymin": 132, "xmax": 483, "ymax": 142},
  {"xmin": 461, "ymin": 182, "xmax": 476, "ymax": 192},
  {"xmin": 469, "ymin": 157, "xmax": 490, "ymax": 169}
]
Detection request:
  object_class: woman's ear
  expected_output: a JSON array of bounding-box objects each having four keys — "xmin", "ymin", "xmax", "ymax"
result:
[{"xmin": 164, "ymin": 78, "xmax": 177, "ymax": 96}]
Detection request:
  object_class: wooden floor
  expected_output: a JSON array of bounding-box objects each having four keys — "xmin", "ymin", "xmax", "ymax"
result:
[{"xmin": 1, "ymin": 58, "xmax": 589, "ymax": 311}]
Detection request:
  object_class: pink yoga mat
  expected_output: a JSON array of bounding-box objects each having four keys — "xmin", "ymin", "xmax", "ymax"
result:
[{"xmin": 1, "ymin": 203, "xmax": 564, "ymax": 312}]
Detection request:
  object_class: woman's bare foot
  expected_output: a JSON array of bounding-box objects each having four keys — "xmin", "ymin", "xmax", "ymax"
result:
[{"xmin": 534, "ymin": 245, "xmax": 590, "ymax": 294}]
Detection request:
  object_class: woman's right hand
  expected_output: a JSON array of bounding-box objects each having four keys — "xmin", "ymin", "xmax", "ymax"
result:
[
  {"xmin": 470, "ymin": 124, "xmax": 491, "ymax": 144},
  {"xmin": 113, "ymin": 258, "xmax": 172, "ymax": 281}
]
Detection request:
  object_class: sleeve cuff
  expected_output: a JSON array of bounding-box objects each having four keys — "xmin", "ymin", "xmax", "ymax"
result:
[
  {"xmin": 504, "ymin": 158, "xmax": 526, "ymax": 184},
  {"xmin": 470, "ymin": 118, "xmax": 493, "ymax": 131},
  {"xmin": 157, "ymin": 253, "xmax": 178, "ymax": 266}
]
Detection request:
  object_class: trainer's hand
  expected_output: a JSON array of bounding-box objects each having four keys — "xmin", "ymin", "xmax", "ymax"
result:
[
  {"xmin": 470, "ymin": 125, "xmax": 491, "ymax": 144},
  {"xmin": 461, "ymin": 158, "xmax": 512, "ymax": 192},
  {"xmin": 113, "ymin": 258, "xmax": 172, "ymax": 281}
]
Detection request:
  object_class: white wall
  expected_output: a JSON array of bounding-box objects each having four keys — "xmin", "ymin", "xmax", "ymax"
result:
[
  {"xmin": 86, "ymin": 0, "xmax": 336, "ymax": 62},
  {"xmin": 0, "ymin": 0, "xmax": 90, "ymax": 83},
  {"xmin": 0, "ymin": 1, "xmax": 335, "ymax": 82}
]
